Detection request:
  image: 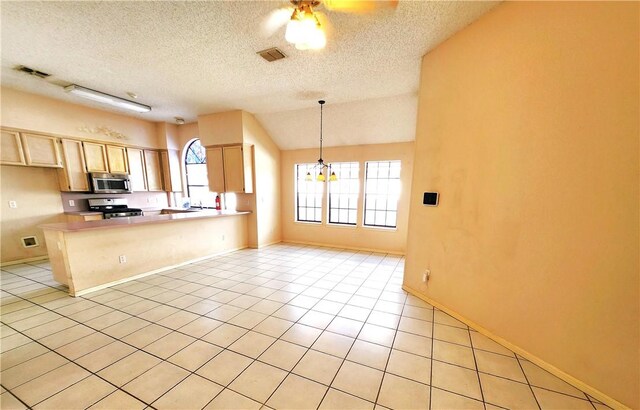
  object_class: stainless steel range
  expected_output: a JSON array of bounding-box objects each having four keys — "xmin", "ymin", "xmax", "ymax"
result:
[{"xmin": 88, "ymin": 198, "xmax": 143, "ymax": 219}]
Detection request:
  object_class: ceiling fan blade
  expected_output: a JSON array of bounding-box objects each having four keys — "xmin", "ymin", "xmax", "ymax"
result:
[
  {"xmin": 322, "ymin": 0, "xmax": 398, "ymax": 13},
  {"xmin": 262, "ymin": 7, "xmax": 294, "ymax": 37}
]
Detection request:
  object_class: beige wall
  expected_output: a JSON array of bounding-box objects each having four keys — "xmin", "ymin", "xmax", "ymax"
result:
[
  {"xmin": 242, "ymin": 112, "xmax": 282, "ymax": 247},
  {"xmin": 1, "ymin": 87, "xmax": 160, "ymax": 148},
  {"xmin": 281, "ymin": 142, "xmax": 414, "ymax": 254},
  {"xmin": 1, "ymin": 166, "xmax": 65, "ymax": 262},
  {"xmin": 197, "ymin": 111, "xmax": 244, "ymax": 146},
  {"xmin": 404, "ymin": 2, "xmax": 639, "ymax": 408}
]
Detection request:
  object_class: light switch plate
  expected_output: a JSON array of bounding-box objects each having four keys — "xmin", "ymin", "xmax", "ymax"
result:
[
  {"xmin": 8, "ymin": 201, "xmax": 17, "ymax": 208},
  {"xmin": 69, "ymin": 200, "xmax": 75, "ymax": 207}
]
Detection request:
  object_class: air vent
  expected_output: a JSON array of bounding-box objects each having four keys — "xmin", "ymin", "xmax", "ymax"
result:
[
  {"xmin": 21, "ymin": 236, "xmax": 39, "ymax": 248},
  {"xmin": 15, "ymin": 65, "xmax": 51, "ymax": 78},
  {"xmin": 257, "ymin": 47, "xmax": 287, "ymax": 62}
]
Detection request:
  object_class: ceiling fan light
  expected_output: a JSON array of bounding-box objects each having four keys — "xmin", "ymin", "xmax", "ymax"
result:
[
  {"xmin": 317, "ymin": 171, "xmax": 326, "ymax": 182},
  {"xmin": 305, "ymin": 171, "xmax": 313, "ymax": 181},
  {"xmin": 329, "ymin": 171, "xmax": 338, "ymax": 182}
]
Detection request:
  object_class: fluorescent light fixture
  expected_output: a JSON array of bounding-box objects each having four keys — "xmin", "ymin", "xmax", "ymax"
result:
[{"xmin": 64, "ymin": 84, "xmax": 151, "ymax": 113}]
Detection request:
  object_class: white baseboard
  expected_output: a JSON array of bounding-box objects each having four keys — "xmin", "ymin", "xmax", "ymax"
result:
[
  {"xmin": 282, "ymin": 240, "xmax": 405, "ymax": 256},
  {"xmin": 0, "ymin": 255, "xmax": 49, "ymax": 267}
]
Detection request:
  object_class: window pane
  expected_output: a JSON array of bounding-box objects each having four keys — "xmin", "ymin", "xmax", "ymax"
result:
[
  {"xmin": 328, "ymin": 162, "xmax": 359, "ymax": 225},
  {"xmin": 185, "ymin": 139, "xmax": 212, "ymax": 204},
  {"xmin": 364, "ymin": 160, "xmax": 401, "ymax": 228},
  {"xmin": 295, "ymin": 163, "xmax": 323, "ymax": 223}
]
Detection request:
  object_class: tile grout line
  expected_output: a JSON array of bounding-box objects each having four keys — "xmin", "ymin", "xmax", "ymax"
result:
[
  {"xmin": 514, "ymin": 352, "xmax": 543, "ymax": 410},
  {"xmin": 467, "ymin": 320, "xmax": 488, "ymax": 409}
]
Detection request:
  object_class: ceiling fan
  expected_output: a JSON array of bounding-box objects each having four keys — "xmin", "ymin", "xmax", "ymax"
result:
[{"xmin": 264, "ymin": 0, "xmax": 398, "ymax": 50}]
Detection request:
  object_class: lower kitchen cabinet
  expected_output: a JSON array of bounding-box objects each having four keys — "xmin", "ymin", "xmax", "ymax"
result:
[{"xmin": 58, "ymin": 139, "xmax": 90, "ymax": 192}]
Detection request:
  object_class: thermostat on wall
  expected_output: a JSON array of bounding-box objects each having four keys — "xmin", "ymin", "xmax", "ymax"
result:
[{"xmin": 423, "ymin": 192, "xmax": 439, "ymax": 206}]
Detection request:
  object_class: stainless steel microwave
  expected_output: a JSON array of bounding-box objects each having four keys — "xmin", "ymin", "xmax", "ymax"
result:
[{"xmin": 90, "ymin": 173, "xmax": 132, "ymax": 194}]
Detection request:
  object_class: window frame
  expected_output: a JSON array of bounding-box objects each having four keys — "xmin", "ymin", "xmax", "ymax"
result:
[
  {"xmin": 327, "ymin": 162, "xmax": 360, "ymax": 226},
  {"xmin": 362, "ymin": 160, "xmax": 401, "ymax": 229},
  {"xmin": 184, "ymin": 139, "xmax": 211, "ymax": 206},
  {"xmin": 295, "ymin": 163, "xmax": 323, "ymax": 224}
]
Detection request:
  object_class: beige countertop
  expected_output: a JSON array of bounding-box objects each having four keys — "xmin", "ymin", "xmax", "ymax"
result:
[
  {"xmin": 64, "ymin": 211, "xmax": 103, "ymax": 216},
  {"xmin": 42, "ymin": 210, "xmax": 250, "ymax": 232}
]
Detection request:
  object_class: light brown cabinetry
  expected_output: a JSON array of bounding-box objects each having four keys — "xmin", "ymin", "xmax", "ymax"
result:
[
  {"xmin": 205, "ymin": 144, "xmax": 253, "ymax": 193},
  {"xmin": 205, "ymin": 146, "xmax": 225, "ymax": 193},
  {"xmin": 1, "ymin": 129, "xmax": 26, "ymax": 165},
  {"xmin": 21, "ymin": 133, "xmax": 62, "ymax": 168},
  {"xmin": 83, "ymin": 142, "xmax": 109, "ymax": 173},
  {"xmin": 127, "ymin": 148, "xmax": 147, "ymax": 191},
  {"xmin": 222, "ymin": 145, "xmax": 252, "ymax": 193},
  {"xmin": 160, "ymin": 149, "xmax": 182, "ymax": 192},
  {"xmin": 144, "ymin": 150, "xmax": 163, "ymax": 191},
  {"xmin": 106, "ymin": 145, "xmax": 129, "ymax": 174},
  {"xmin": 58, "ymin": 139, "xmax": 90, "ymax": 192}
]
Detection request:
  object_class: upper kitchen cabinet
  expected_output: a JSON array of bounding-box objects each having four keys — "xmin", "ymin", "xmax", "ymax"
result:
[
  {"xmin": 127, "ymin": 148, "xmax": 147, "ymax": 191},
  {"xmin": 205, "ymin": 144, "xmax": 253, "ymax": 194},
  {"xmin": 21, "ymin": 133, "xmax": 62, "ymax": 168},
  {"xmin": 160, "ymin": 149, "xmax": 182, "ymax": 192},
  {"xmin": 0, "ymin": 129, "xmax": 26, "ymax": 165},
  {"xmin": 83, "ymin": 142, "xmax": 109, "ymax": 173},
  {"xmin": 144, "ymin": 150, "xmax": 163, "ymax": 191},
  {"xmin": 223, "ymin": 144, "xmax": 253, "ymax": 193},
  {"xmin": 58, "ymin": 139, "xmax": 90, "ymax": 192},
  {"xmin": 106, "ymin": 145, "xmax": 129, "ymax": 174},
  {"xmin": 205, "ymin": 146, "xmax": 225, "ymax": 193}
]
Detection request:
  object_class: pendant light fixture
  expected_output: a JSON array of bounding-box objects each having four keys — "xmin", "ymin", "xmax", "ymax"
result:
[{"xmin": 305, "ymin": 100, "xmax": 337, "ymax": 182}]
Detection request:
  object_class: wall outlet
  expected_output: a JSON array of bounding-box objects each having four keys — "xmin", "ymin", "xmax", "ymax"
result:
[
  {"xmin": 423, "ymin": 269, "xmax": 431, "ymax": 283},
  {"xmin": 221, "ymin": 234, "xmax": 226, "ymax": 241},
  {"xmin": 8, "ymin": 201, "xmax": 17, "ymax": 209},
  {"xmin": 119, "ymin": 255, "xmax": 127, "ymax": 264},
  {"xmin": 68, "ymin": 200, "xmax": 75, "ymax": 207}
]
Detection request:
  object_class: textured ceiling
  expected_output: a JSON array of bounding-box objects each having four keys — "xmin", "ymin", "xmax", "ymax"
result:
[{"xmin": 0, "ymin": 1, "xmax": 497, "ymax": 149}]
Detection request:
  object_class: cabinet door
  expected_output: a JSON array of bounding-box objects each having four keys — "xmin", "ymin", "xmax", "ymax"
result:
[
  {"xmin": 144, "ymin": 150, "xmax": 163, "ymax": 191},
  {"xmin": 58, "ymin": 139, "xmax": 90, "ymax": 192},
  {"xmin": 22, "ymin": 133, "xmax": 62, "ymax": 168},
  {"xmin": 206, "ymin": 146, "xmax": 225, "ymax": 193},
  {"xmin": 83, "ymin": 142, "xmax": 109, "ymax": 172},
  {"xmin": 106, "ymin": 145, "xmax": 128, "ymax": 174},
  {"xmin": 0, "ymin": 129, "xmax": 26, "ymax": 165},
  {"xmin": 160, "ymin": 150, "xmax": 183, "ymax": 192},
  {"xmin": 127, "ymin": 148, "xmax": 147, "ymax": 191},
  {"xmin": 222, "ymin": 145, "xmax": 248, "ymax": 193}
]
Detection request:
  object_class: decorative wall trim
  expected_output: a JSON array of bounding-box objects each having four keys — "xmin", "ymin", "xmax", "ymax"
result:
[{"xmin": 402, "ymin": 284, "xmax": 629, "ymax": 410}]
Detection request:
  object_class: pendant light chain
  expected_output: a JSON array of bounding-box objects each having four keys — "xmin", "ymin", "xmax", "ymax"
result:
[{"xmin": 319, "ymin": 100, "xmax": 324, "ymax": 164}]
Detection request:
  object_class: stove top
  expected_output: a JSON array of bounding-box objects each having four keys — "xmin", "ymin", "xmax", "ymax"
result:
[{"xmin": 88, "ymin": 198, "xmax": 143, "ymax": 219}]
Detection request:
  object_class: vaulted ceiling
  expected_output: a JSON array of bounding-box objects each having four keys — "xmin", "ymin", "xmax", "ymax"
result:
[{"xmin": 1, "ymin": 1, "xmax": 497, "ymax": 149}]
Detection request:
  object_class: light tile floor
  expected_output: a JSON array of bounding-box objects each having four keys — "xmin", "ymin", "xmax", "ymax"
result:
[{"xmin": 0, "ymin": 243, "xmax": 609, "ymax": 409}]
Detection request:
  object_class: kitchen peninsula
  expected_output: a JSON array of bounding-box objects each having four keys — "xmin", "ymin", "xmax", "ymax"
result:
[{"xmin": 41, "ymin": 210, "xmax": 250, "ymax": 296}]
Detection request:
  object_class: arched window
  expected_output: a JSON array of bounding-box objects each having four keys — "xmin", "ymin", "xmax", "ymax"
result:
[{"xmin": 184, "ymin": 139, "xmax": 214, "ymax": 207}]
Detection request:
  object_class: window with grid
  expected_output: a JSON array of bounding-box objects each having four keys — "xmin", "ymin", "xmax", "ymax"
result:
[
  {"xmin": 328, "ymin": 162, "xmax": 359, "ymax": 225},
  {"xmin": 363, "ymin": 160, "xmax": 401, "ymax": 228},
  {"xmin": 185, "ymin": 139, "xmax": 215, "ymax": 207},
  {"xmin": 295, "ymin": 163, "xmax": 323, "ymax": 223}
]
